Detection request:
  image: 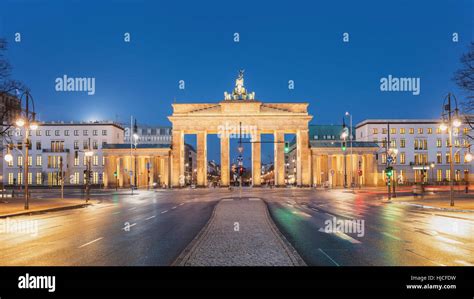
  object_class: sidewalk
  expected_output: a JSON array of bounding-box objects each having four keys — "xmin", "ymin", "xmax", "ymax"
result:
[
  {"xmin": 391, "ymin": 194, "xmax": 474, "ymax": 212},
  {"xmin": 0, "ymin": 197, "xmax": 92, "ymax": 218},
  {"xmin": 174, "ymin": 198, "xmax": 305, "ymax": 266}
]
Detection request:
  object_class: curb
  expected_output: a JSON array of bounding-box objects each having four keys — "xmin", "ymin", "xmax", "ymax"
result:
[
  {"xmin": 0, "ymin": 203, "xmax": 92, "ymax": 218},
  {"xmin": 395, "ymin": 201, "xmax": 474, "ymax": 213},
  {"xmin": 262, "ymin": 200, "xmax": 307, "ymax": 266},
  {"xmin": 172, "ymin": 200, "xmax": 218, "ymax": 266}
]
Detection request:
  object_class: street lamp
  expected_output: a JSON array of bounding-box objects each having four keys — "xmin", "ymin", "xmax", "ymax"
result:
[
  {"xmin": 440, "ymin": 93, "xmax": 460, "ymax": 207},
  {"xmin": 345, "ymin": 111, "xmax": 353, "ymax": 190},
  {"xmin": 430, "ymin": 162, "xmax": 435, "ymax": 183},
  {"xmin": 12, "ymin": 90, "xmax": 38, "ymax": 210}
]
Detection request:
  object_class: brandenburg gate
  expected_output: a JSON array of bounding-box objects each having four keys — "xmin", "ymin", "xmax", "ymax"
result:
[{"xmin": 168, "ymin": 71, "xmax": 313, "ymax": 187}]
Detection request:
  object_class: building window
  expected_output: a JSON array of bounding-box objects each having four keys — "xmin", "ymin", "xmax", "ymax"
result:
[
  {"xmin": 463, "ymin": 127, "xmax": 469, "ymax": 135},
  {"xmin": 93, "ymin": 155, "xmax": 99, "ymax": 166},
  {"xmin": 427, "ymin": 128, "xmax": 432, "ymax": 134},
  {"xmin": 18, "ymin": 156, "xmax": 23, "ymax": 166},
  {"xmin": 36, "ymin": 130, "xmax": 41, "ymax": 136},
  {"xmin": 381, "ymin": 153, "xmax": 387, "ymax": 164},
  {"xmin": 102, "ymin": 130, "xmax": 107, "ymax": 136},
  {"xmin": 382, "ymin": 128, "xmax": 387, "ymax": 134},
  {"xmin": 102, "ymin": 156, "xmax": 105, "ymax": 166},
  {"xmin": 454, "ymin": 139, "xmax": 460, "ymax": 147},
  {"xmin": 93, "ymin": 140, "xmax": 98, "ymax": 149},
  {"xmin": 55, "ymin": 130, "xmax": 60, "ymax": 136},
  {"xmin": 409, "ymin": 128, "xmax": 414, "ymax": 134},
  {"xmin": 400, "ymin": 139, "xmax": 405, "ymax": 148},
  {"xmin": 454, "ymin": 128, "xmax": 460, "ymax": 135},
  {"xmin": 36, "ymin": 141, "xmax": 41, "ymax": 150},
  {"xmin": 28, "ymin": 155, "xmax": 32, "ymax": 166},
  {"xmin": 36, "ymin": 155, "xmax": 42, "ymax": 166},
  {"xmin": 436, "ymin": 127, "xmax": 442, "ymax": 134},
  {"xmin": 28, "ymin": 172, "xmax": 32, "ymax": 184},
  {"xmin": 74, "ymin": 157, "xmax": 79, "ymax": 166},
  {"xmin": 83, "ymin": 130, "xmax": 88, "ymax": 136},
  {"xmin": 455, "ymin": 170, "xmax": 461, "ymax": 182},
  {"xmin": 417, "ymin": 128, "xmax": 423, "ymax": 134},
  {"xmin": 446, "ymin": 169, "xmax": 451, "ymax": 181},
  {"xmin": 17, "ymin": 172, "xmax": 23, "ymax": 184},
  {"xmin": 36, "ymin": 172, "xmax": 42, "ymax": 185},
  {"xmin": 455, "ymin": 152, "xmax": 461, "ymax": 164},
  {"xmin": 93, "ymin": 130, "xmax": 98, "ymax": 136},
  {"xmin": 437, "ymin": 169, "xmax": 442, "ymax": 182},
  {"xmin": 382, "ymin": 138, "xmax": 387, "ymax": 148},
  {"xmin": 83, "ymin": 140, "xmax": 89, "ymax": 150},
  {"xmin": 390, "ymin": 140, "xmax": 396, "ymax": 148},
  {"xmin": 7, "ymin": 157, "xmax": 13, "ymax": 167},
  {"xmin": 436, "ymin": 152, "xmax": 442, "ymax": 164},
  {"xmin": 399, "ymin": 128, "xmax": 406, "ymax": 134},
  {"xmin": 436, "ymin": 139, "xmax": 442, "ymax": 148},
  {"xmin": 400, "ymin": 152, "xmax": 405, "ymax": 164},
  {"xmin": 390, "ymin": 128, "xmax": 396, "ymax": 134},
  {"xmin": 446, "ymin": 153, "xmax": 451, "ymax": 164},
  {"xmin": 65, "ymin": 130, "xmax": 69, "ymax": 136},
  {"xmin": 8, "ymin": 173, "xmax": 13, "ymax": 185},
  {"xmin": 74, "ymin": 141, "xmax": 79, "ymax": 150},
  {"xmin": 73, "ymin": 172, "xmax": 80, "ymax": 184},
  {"xmin": 46, "ymin": 130, "xmax": 51, "ymax": 136},
  {"xmin": 74, "ymin": 130, "xmax": 79, "ymax": 136},
  {"xmin": 92, "ymin": 172, "xmax": 99, "ymax": 184}
]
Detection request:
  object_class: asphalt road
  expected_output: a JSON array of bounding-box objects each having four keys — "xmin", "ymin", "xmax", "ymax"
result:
[
  {"xmin": 1, "ymin": 187, "xmax": 473, "ymax": 266},
  {"xmin": 261, "ymin": 188, "xmax": 474, "ymax": 266},
  {"xmin": 0, "ymin": 189, "xmax": 224, "ymax": 266}
]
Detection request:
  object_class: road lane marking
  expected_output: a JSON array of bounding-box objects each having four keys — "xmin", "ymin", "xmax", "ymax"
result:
[
  {"xmin": 382, "ymin": 232, "xmax": 402, "ymax": 241},
  {"xmin": 171, "ymin": 206, "xmax": 177, "ymax": 209},
  {"xmin": 78, "ymin": 237, "xmax": 103, "ymax": 248},
  {"xmin": 318, "ymin": 248, "xmax": 340, "ymax": 266},
  {"xmin": 112, "ymin": 211, "xmax": 121, "ymax": 215},
  {"xmin": 145, "ymin": 215, "xmax": 156, "ymax": 220},
  {"xmin": 179, "ymin": 203, "xmax": 184, "ymax": 206},
  {"xmin": 435, "ymin": 235, "xmax": 462, "ymax": 245},
  {"xmin": 318, "ymin": 228, "xmax": 361, "ymax": 244},
  {"xmin": 455, "ymin": 260, "xmax": 472, "ymax": 266},
  {"xmin": 161, "ymin": 210, "xmax": 168, "ymax": 214},
  {"xmin": 291, "ymin": 210, "xmax": 312, "ymax": 218}
]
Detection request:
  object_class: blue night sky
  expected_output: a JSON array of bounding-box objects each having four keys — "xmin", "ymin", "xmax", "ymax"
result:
[{"xmin": 0, "ymin": 0, "xmax": 473, "ymax": 164}]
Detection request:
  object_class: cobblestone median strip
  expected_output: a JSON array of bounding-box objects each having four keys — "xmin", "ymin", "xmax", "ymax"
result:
[{"xmin": 174, "ymin": 198, "xmax": 306, "ymax": 266}]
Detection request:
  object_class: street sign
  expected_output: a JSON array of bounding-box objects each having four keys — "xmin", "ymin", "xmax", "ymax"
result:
[{"xmin": 387, "ymin": 156, "xmax": 393, "ymax": 164}]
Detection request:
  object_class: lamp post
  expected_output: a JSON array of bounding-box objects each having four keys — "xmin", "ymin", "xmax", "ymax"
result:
[
  {"xmin": 345, "ymin": 112, "xmax": 353, "ymax": 191},
  {"xmin": 430, "ymin": 162, "xmax": 435, "ymax": 184},
  {"xmin": 11, "ymin": 90, "xmax": 38, "ymax": 210},
  {"xmin": 341, "ymin": 121, "xmax": 349, "ymax": 188},
  {"xmin": 439, "ymin": 93, "xmax": 461, "ymax": 207},
  {"xmin": 84, "ymin": 142, "xmax": 93, "ymax": 203}
]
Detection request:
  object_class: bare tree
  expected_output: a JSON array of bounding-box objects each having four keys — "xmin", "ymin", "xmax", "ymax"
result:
[{"xmin": 454, "ymin": 42, "xmax": 474, "ymax": 111}]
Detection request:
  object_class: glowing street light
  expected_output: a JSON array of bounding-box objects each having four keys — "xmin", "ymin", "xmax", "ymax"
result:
[
  {"xmin": 453, "ymin": 118, "xmax": 462, "ymax": 128},
  {"xmin": 466, "ymin": 153, "xmax": 473, "ymax": 162},
  {"xmin": 4, "ymin": 152, "xmax": 13, "ymax": 163},
  {"xmin": 439, "ymin": 123, "xmax": 448, "ymax": 132},
  {"xmin": 15, "ymin": 118, "xmax": 25, "ymax": 127}
]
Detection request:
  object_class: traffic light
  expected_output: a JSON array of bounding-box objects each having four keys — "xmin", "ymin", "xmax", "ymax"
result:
[
  {"xmin": 284, "ymin": 142, "xmax": 289, "ymax": 153},
  {"xmin": 113, "ymin": 171, "xmax": 118, "ymax": 177},
  {"xmin": 342, "ymin": 140, "xmax": 347, "ymax": 152},
  {"xmin": 385, "ymin": 166, "xmax": 393, "ymax": 178}
]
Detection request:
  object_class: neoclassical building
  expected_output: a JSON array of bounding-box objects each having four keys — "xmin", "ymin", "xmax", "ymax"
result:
[{"xmin": 103, "ymin": 72, "xmax": 380, "ymax": 188}]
